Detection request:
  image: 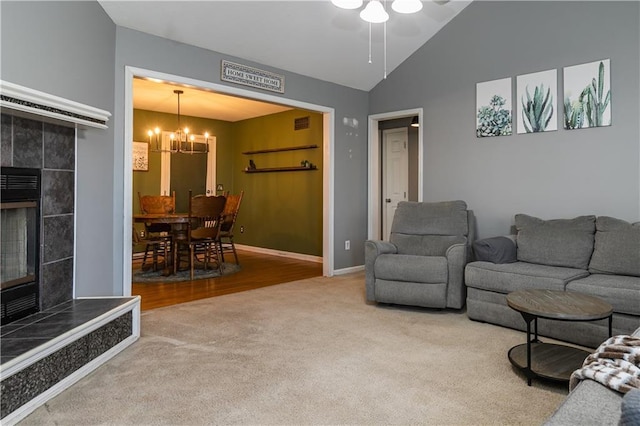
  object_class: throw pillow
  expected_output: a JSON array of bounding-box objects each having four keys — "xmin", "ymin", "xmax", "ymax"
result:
[
  {"xmin": 589, "ymin": 216, "xmax": 640, "ymax": 277},
  {"xmin": 515, "ymin": 214, "xmax": 596, "ymax": 269},
  {"xmin": 472, "ymin": 236, "xmax": 517, "ymax": 263}
]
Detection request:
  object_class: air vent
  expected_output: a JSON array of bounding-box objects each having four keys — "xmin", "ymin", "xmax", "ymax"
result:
[
  {"xmin": 1, "ymin": 173, "xmax": 38, "ymax": 191},
  {"xmin": 294, "ymin": 116, "xmax": 310, "ymax": 131},
  {"xmin": 1, "ymin": 167, "xmax": 41, "ymax": 201}
]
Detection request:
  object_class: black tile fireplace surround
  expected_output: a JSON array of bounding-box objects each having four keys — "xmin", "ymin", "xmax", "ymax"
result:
[{"xmin": 1, "ymin": 113, "xmax": 76, "ymax": 324}]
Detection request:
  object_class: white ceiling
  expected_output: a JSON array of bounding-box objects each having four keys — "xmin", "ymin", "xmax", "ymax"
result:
[
  {"xmin": 101, "ymin": 0, "xmax": 472, "ymax": 120},
  {"xmin": 133, "ymin": 77, "xmax": 293, "ymax": 122}
]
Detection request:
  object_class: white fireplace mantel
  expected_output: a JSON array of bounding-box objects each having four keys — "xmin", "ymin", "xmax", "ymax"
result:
[{"xmin": 0, "ymin": 80, "xmax": 111, "ymax": 129}]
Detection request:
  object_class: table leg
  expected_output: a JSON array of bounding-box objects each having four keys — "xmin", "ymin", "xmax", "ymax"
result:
[
  {"xmin": 520, "ymin": 312, "xmax": 536, "ymax": 386},
  {"xmin": 608, "ymin": 315, "xmax": 612, "ymax": 338}
]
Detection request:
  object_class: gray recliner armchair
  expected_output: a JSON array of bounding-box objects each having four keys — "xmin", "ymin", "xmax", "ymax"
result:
[{"xmin": 365, "ymin": 200, "xmax": 475, "ymax": 309}]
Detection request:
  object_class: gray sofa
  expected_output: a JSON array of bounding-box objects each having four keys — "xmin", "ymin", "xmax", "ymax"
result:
[
  {"xmin": 545, "ymin": 326, "xmax": 640, "ymax": 425},
  {"xmin": 465, "ymin": 214, "xmax": 640, "ymax": 348},
  {"xmin": 365, "ymin": 200, "xmax": 475, "ymax": 309}
]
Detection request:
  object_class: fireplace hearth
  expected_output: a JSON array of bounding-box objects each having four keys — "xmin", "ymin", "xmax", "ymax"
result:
[{"xmin": 0, "ymin": 81, "xmax": 139, "ymax": 426}]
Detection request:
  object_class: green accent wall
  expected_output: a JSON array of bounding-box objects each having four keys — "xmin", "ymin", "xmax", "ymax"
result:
[
  {"xmin": 233, "ymin": 110, "xmax": 323, "ymax": 256},
  {"xmin": 133, "ymin": 108, "xmax": 323, "ymax": 256}
]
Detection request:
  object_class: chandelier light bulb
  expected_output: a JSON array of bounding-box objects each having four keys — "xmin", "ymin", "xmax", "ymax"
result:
[
  {"xmin": 360, "ymin": 0, "xmax": 389, "ymax": 23},
  {"xmin": 331, "ymin": 0, "xmax": 363, "ymax": 9},
  {"xmin": 391, "ymin": 0, "xmax": 423, "ymax": 14}
]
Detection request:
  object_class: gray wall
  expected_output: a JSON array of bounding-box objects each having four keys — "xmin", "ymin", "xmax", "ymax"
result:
[
  {"xmin": 370, "ymin": 1, "xmax": 640, "ymax": 238},
  {"xmin": 114, "ymin": 28, "xmax": 370, "ymax": 280},
  {"xmin": 1, "ymin": 1, "xmax": 117, "ymax": 296},
  {"xmin": 2, "ymin": 1, "xmax": 370, "ymax": 298},
  {"xmin": 5, "ymin": 1, "xmax": 636, "ymax": 297}
]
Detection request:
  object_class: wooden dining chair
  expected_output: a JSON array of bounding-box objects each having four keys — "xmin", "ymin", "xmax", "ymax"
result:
[
  {"xmin": 176, "ymin": 191, "xmax": 227, "ymax": 280},
  {"xmin": 138, "ymin": 191, "xmax": 176, "ymax": 226},
  {"xmin": 137, "ymin": 191, "xmax": 176, "ymax": 271},
  {"xmin": 132, "ymin": 225, "xmax": 169, "ymax": 272},
  {"xmin": 217, "ymin": 190, "xmax": 244, "ymax": 265}
]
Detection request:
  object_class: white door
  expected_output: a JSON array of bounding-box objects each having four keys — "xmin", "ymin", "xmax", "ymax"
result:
[{"xmin": 382, "ymin": 128, "xmax": 408, "ymax": 240}]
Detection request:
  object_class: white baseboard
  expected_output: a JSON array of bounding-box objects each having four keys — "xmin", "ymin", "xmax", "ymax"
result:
[
  {"xmin": 236, "ymin": 244, "xmax": 323, "ymax": 264},
  {"xmin": 333, "ymin": 265, "xmax": 365, "ymax": 275}
]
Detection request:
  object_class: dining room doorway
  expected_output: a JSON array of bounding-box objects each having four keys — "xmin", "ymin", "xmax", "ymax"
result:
[{"xmin": 123, "ymin": 66, "xmax": 335, "ymax": 298}]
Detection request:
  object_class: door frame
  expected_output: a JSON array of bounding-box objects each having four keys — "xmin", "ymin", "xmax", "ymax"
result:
[
  {"xmin": 123, "ymin": 66, "xmax": 335, "ymax": 297},
  {"xmin": 367, "ymin": 108, "xmax": 423, "ymax": 240}
]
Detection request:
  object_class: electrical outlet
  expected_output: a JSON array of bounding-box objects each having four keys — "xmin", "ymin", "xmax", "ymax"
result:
[
  {"xmin": 345, "ymin": 240, "xmax": 350, "ymax": 250},
  {"xmin": 240, "ymin": 226, "xmax": 245, "ymax": 234}
]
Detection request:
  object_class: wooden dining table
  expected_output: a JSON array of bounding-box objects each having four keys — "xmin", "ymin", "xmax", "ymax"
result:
[{"xmin": 133, "ymin": 213, "xmax": 192, "ymax": 275}]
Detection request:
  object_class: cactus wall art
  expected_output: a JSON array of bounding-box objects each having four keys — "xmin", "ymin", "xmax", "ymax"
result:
[
  {"xmin": 476, "ymin": 77, "xmax": 512, "ymax": 138},
  {"xmin": 563, "ymin": 59, "xmax": 611, "ymax": 129},
  {"xmin": 517, "ymin": 69, "xmax": 557, "ymax": 134}
]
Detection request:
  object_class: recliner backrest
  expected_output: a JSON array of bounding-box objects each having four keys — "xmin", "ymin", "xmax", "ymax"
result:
[{"xmin": 390, "ymin": 200, "xmax": 470, "ymax": 256}]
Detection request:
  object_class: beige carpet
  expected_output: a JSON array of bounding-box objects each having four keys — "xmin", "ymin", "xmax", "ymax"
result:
[{"xmin": 21, "ymin": 272, "xmax": 568, "ymax": 425}]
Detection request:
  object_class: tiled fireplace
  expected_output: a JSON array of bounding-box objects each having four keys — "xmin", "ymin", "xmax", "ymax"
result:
[
  {"xmin": 1, "ymin": 115, "xmax": 76, "ymax": 322},
  {"xmin": 0, "ymin": 81, "xmax": 140, "ymax": 425}
]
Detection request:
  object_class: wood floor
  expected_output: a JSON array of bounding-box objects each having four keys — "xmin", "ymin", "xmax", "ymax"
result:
[{"xmin": 132, "ymin": 249, "xmax": 323, "ymax": 311}]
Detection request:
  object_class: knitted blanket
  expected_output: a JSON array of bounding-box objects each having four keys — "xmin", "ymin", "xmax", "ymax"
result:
[{"xmin": 569, "ymin": 335, "xmax": 640, "ymax": 393}]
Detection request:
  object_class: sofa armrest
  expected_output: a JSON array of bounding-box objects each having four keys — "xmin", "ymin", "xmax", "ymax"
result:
[
  {"xmin": 445, "ymin": 242, "xmax": 468, "ymax": 309},
  {"xmin": 364, "ymin": 240, "xmax": 397, "ymax": 302}
]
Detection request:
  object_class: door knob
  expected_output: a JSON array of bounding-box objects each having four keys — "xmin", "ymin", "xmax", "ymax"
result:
[{"xmin": 385, "ymin": 198, "xmax": 391, "ymax": 203}]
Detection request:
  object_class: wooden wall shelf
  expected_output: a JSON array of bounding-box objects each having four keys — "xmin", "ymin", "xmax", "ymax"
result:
[
  {"xmin": 242, "ymin": 144, "xmax": 317, "ymax": 155},
  {"xmin": 244, "ymin": 166, "xmax": 317, "ymax": 173}
]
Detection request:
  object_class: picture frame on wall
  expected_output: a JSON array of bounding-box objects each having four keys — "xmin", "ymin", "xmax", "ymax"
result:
[
  {"xmin": 476, "ymin": 77, "xmax": 512, "ymax": 138},
  {"xmin": 133, "ymin": 141, "xmax": 149, "ymax": 171},
  {"xmin": 516, "ymin": 69, "xmax": 557, "ymax": 134},
  {"xmin": 563, "ymin": 59, "xmax": 611, "ymax": 130}
]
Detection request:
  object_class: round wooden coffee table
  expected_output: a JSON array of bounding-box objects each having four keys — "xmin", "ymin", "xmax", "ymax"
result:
[{"xmin": 506, "ymin": 289, "xmax": 613, "ymax": 386}]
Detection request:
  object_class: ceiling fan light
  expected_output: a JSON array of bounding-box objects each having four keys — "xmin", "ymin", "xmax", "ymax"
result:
[
  {"xmin": 391, "ymin": 0, "xmax": 423, "ymax": 14},
  {"xmin": 360, "ymin": 1, "xmax": 389, "ymax": 23},
  {"xmin": 331, "ymin": 0, "xmax": 363, "ymax": 10}
]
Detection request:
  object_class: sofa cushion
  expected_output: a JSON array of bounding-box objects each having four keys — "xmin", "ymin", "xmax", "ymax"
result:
[
  {"xmin": 566, "ymin": 274, "xmax": 640, "ymax": 316},
  {"xmin": 588, "ymin": 216, "xmax": 640, "ymax": 277},
  {"xmin": 544, "ymin": 379, "xmax": 623, "ymax": 425},
  {"xmin": 375, "ymin": 254, "xmax": 448, "ymax": 283},
  {"xmin": 620, "ymin": 389, "xmax": 640, "ymax": 426},
  {"xmin": 465, "ymin": 261, "xmax": 588, "ymax": 294},
  {"xmin": 515, "ymin": 214, "xmax": 596, "ymax": 269},
  {"xmin": 391, "ymin": 200, "xmax": 468, "ymax": 236},
  {"xmin": 472, "ymin": 236, "xmax": 517, "ymax": 264},
  {"xmin": 393, "ymin": 234, "xmax": 467, "ymax": 257}
]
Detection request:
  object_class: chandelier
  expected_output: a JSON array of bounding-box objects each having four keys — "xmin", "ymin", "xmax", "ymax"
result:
[
  {"xmin": 331, "ymin": 0, "xmax": 423, "ymax": 78},
  {"xmin": 148, "ymin": 90, "xmax": 209, "ymax": 154}
]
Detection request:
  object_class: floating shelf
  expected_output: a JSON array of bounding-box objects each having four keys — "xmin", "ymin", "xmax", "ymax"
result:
[
  {"xmin": 242, "ymin": 144, "xmax": 318, "ymax": 155},
  {"xmin": 244, "ymin": 166, "xmax": 317, "ymax": 173}
]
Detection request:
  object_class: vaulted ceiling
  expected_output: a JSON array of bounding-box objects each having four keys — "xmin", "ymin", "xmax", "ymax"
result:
[{"xmin": 100, "ymin": 1, "xmax": 471, "ymax": 120}]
